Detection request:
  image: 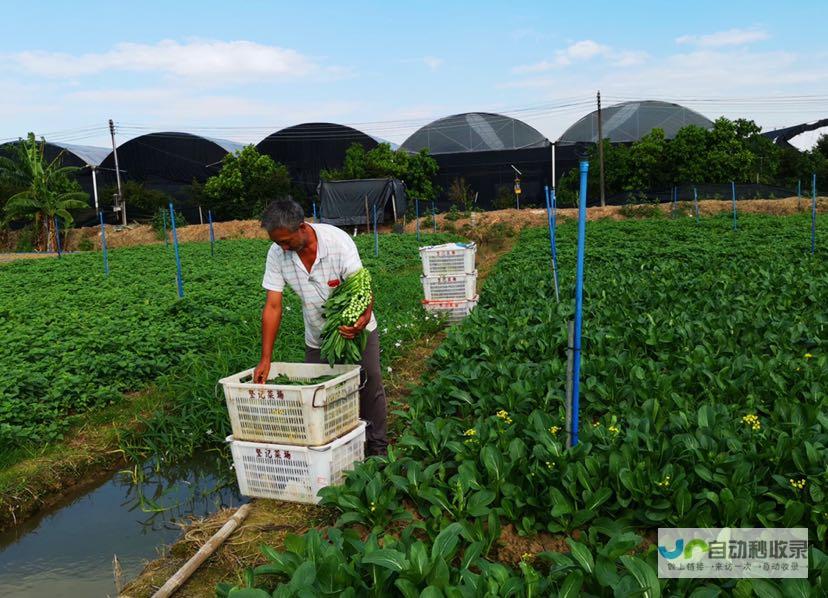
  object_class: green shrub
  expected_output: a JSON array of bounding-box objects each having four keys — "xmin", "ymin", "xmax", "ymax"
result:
[
  {"xmin": 151, "ymin": 209, "xmax": 188, "ymax": 240},
  {"xmin": 77, "ymin": 237, "xmax": 94, "ymax": 251},
  {"xmin": 445, "ymin": 205, "xmax": 461, "ymax": 221},
  {"xmin": 15, "ymin": 226, "xmax": 34, "ymax": 252},
  {"xmin": 494, "ymin": 184, "xmax": 516, "ymax": 210}
]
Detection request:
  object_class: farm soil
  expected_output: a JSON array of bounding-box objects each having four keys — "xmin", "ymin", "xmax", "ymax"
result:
[
  {"xmin": 2, "ymin": 199, "xmax": 825, "ymax": 258},
  {"xmin": 120, "ymin": 238, "xmax": 514, "ymax": 597}
]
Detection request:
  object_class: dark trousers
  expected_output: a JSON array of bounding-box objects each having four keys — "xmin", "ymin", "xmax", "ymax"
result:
[{"xmin": 305, "ymin": 329, "xmax": 388, "ymax": 455}]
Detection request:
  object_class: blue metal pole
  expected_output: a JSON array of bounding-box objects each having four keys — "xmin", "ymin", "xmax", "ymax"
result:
[
  {"xmin": 54, "ymin": 217, "xmax": 62, "ymax": 257},
  {"xmin": 571, "ymin": 160, "xmax": 589, "ymax": 447},
  {"xmin": 416, "ymin": 199, "xmax": 420, "ymax": 242},
  {"xmin": 99, "ymin": 210, "xmax": 109, "ymax": 276},
  {"xmin": 731, "ymin": 181, "xmax": 737, "ymax": 231},
  {"xmin": 544, "ymin": 186, "xmax": 560, "ymax": 302},
  {"xmin": 693, "ymin": 187, "xmax": 699, "ymax": 221},
  {"xmin": 432, "ymin": 201, "xmax": 436, "ymax": 233},
  {"xmin": 672, "ymin": 186, "xmax": 677, "ymax": 218},
  {"xmin": 169, "ymin": 202, "xmax": 184, "ymax": 298},
  {"xmin": 312, "ymin": 202, "xmax": 317, "ymax": 223},
  {"xmin": 812, "ymin": 173, "xmax": 817, "ymax": 255},
  {"xmin": 161, "ymin": 208, "xmax": 169, "ymax": 248},
  {"xmin": 208, "ymin": 209, "xmax": 215, "ymax": 257},
  {"xmin": 373, "ymin": 203, "xmax": 378, "ymax": 257}
]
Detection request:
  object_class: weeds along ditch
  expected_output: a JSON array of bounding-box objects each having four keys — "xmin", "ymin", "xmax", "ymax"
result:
[
  {"xmin": 0, "ymin": 232, "xmax": 457, "ymax": 465},
  {"xmin": 224, "ymin": 214, "xmax": 828, "ymax": 596}
]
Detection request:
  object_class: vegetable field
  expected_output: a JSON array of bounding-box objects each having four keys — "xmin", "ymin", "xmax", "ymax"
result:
[
  {"xmin": 232, "ymin": 214, "xmax": 828, "ymax": 596},
  {"xmin": 0, "ymin": 233, "xmax": 455, "ymax": 453}
]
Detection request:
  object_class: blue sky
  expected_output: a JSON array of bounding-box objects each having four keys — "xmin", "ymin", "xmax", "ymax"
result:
[{"xmin": 1, "ymin": 0, "xmax": 826, "ymax": 149}]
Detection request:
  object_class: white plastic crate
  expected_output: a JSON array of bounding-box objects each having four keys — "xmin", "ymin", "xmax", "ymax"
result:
[
  {"xmin": 219, "ymin": 363, "xmax": 361, "ymax": 446},
  {"xmin": 423, "ymin": 296, "xmax": 479, "ymax": 324},
  {"xmin": 227, "ymin": 421, "xmax": 366, "ymax": 504},
  {"xmin": 421, "ymin": 271, "xmax": 478, "ymax": 301},
  {"xmin": 419, "ymin": 242, "xmax": 476, "ymax": 276}
]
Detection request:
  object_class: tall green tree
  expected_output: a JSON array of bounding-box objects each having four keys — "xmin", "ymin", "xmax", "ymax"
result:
[
  {"xmin": 0, "ymin": 133, "xmax": 89, "ymax": 251},
  {"xmin": 815, "ymin": 134, "xmax": 828, "ymax": 159},
  {"xmin": 202, "ymin": 145, "xmax": 291, "ymax": 220},
  {"xmin": 627, "ymin": 128, "xmax": 669, "ymax": 191},
  {"xmin": 321, "ymin": 143, "xmax": 440, "ymax": 201}
]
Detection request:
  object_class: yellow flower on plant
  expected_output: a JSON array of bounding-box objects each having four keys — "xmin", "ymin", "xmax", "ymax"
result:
[
  {"xmin": 545, "ymin": 460, "xmax": 555, "ymax": 469},
  {"xmin": 741, "ymin": 414, "xmax": 761, "ymax": 431},
  {"xmin": 608, "ymin": 425, "xmax": 620, "ymax": 435},
  {"xmin": 496, "ymin": 410, "xmax": 513, "ymax": 424},
  {"xmin": 804, "ymin": 353, "xmax": 813, "ymax": 359},
  {"xmin": 592, "ymin": 421, "xmax": 601, "ymax": 428},
  {"xmin": 789, "ymin": 479, "xmax": 806, "ymax": 490},
  {"xmin": 656, "ymin": 475, "xmax": 671, "ymax": 488},
  {"xmin": 370, "ymin": 501, "xmax": 376, "ymax": 512},
  {"xmin": 463, "ymin": 428, "xmax": 477, "ymax": 437},
  {"xmin": 549, "ymin": 425, "xmax": 560, "ymax": 435},
  {"xmin": 521, "ymin": 552, "xmax": 534, "ymax": 562}
]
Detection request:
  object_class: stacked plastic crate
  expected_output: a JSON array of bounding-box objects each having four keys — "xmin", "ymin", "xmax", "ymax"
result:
[
  {"xmin": 419, "ymin": 241, "xmax": 478, "ymax": 324},
  {"xmin": 219, "ymin": 362, "xmax": 365, "ymax": 504}
]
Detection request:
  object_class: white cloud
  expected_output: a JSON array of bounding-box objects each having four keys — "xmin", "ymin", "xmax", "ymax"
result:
[
  {"xmin": 676, "ymin": 28, "xmax": 769, "ymax": 48},
  {"xmin": 8, "ymin": 39, "xmax": 333, "ymax": 81},
  {"xmin": 612, "ymin": 50, "xmax": 649, "ymax": 67},
  {"xmin": 513, "ymin": 40, "xmax": 647, "ymax": 73},
  {"xmin": 423, "ymin": 56, "xmax": 444, "ymax": 70},
  {"xmin": 563, "ymin": 40, "xmax": 610, "ymax": 63}
]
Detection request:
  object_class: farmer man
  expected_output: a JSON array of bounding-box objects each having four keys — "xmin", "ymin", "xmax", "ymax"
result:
[{"xmin": 253, "ymin": 197, "xmax": 387, "ymax": 456}]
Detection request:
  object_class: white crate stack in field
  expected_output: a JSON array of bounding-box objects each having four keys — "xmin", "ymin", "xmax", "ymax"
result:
[
  {"xmin": 419, "ymin": 242, "xmax": 478, "ymax": 323},
  {"xmin": 219, "ymin": 362, "xmax": 365, "ymax": 503}
]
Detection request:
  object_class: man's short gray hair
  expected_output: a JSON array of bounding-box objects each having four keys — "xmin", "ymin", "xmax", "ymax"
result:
[{"xmin": 261, "ymin": 197, "xmax": 305, "ymax": 231}]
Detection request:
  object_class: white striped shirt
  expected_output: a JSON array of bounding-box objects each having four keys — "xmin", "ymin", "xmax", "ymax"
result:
[{"xmin": 262, "ymin": 223, "xmax": 377, "ymax": 348}]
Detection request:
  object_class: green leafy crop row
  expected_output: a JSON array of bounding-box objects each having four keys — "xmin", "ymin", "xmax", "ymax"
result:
[
  {"xmin": 234, "ymin": 214, "xmax": 828, "ymax": 596},
  {"xmin": 0, "ymin": 233, "xmax": 456, "ymax": 453}
]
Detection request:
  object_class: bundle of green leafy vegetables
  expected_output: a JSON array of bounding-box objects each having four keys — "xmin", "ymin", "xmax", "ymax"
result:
[
  {"xmin": 264, "ymin": 374, "xmax": 337, "ymax": 386},
  {"xmin": 321, "ymin": 268, "xmax": 372, "ymax": 366}
]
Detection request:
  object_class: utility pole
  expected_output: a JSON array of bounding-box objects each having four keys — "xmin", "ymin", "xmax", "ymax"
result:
[
  {"xmin": 597, "ymin": 91, "xmax": 606, "ymax": 207},
  {"xmin": 109, "ymin": 119, "xmax": 126, "ymax": 226}
]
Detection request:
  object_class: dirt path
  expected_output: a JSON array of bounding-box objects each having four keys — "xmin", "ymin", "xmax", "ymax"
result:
[
  {"xmin": 120, "ymin": 238, "xmax": 514, "ymax": 597},
  {"xmin": 2, "ymin": 198, "xmax": 824, "ymax": 255}
]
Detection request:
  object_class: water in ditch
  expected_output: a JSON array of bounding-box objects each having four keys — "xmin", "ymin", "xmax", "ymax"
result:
[{"xmin": 0, "ymin": 452, "xmax": 246, "ymax": 597}]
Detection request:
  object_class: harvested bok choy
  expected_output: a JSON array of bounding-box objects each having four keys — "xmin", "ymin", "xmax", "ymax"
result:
[{"xmin": 320, "ymin": 268, "xmax": 372, "ymax": 366}]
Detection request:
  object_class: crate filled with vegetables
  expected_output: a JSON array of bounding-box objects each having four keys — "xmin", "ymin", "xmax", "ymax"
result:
[{"xmin": 218, "ymin": 362, "xmax": 361, "ymax": 445}]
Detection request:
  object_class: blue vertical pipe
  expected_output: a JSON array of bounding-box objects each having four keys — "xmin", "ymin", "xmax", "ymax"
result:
[
  {"xmin": 312, "ymin": 202, "xmax": 317, "ymax": 223},
  {"xmin": 208, "ymin": 209, "xmax": 215, "ymax": 257},
  {"xmin": 161, "ymin": 208, "xmax": 169, "ymax": 247},
  {"xmin": 99, "ymin": 210, "xmax": 109, "ymax": 276},
  {"xmin": 54, "ymin": 217, "xmax": 62, "ymax": 257},
  {"xmin": 812, "ymin": 173, "xmax": 817, "ymax": 255},
  {"xmin": 693, "ymin": 187, "xmax": 699, "ymax": 221},
  {"xmin": 169, "ymin": 202, "xmax": 184, "ymax": 298},
  {"xmin": 544, "ymin": 186, "xmax": 560, "ymax": 301},
  {"xmin": 416, "ymin": 199, "xmax": 420, "ymax": 242},
  {"xmin": 731, "ymin": 181, "xmax": 738, "ymax": 230},
  {"xmin": 432, "ymin": 201, "xmax": 436, "ymax": 233},
  {"xmin": 672, "ymin": 186, "xmax": 677, "ymax": 218},
  {"xmin": 373, "ymin": 203, "xmax": 378, "ymax": 257},
  {"xmin": 571, "ymin": 159, "xmax": 589, "ymax": 446}
]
